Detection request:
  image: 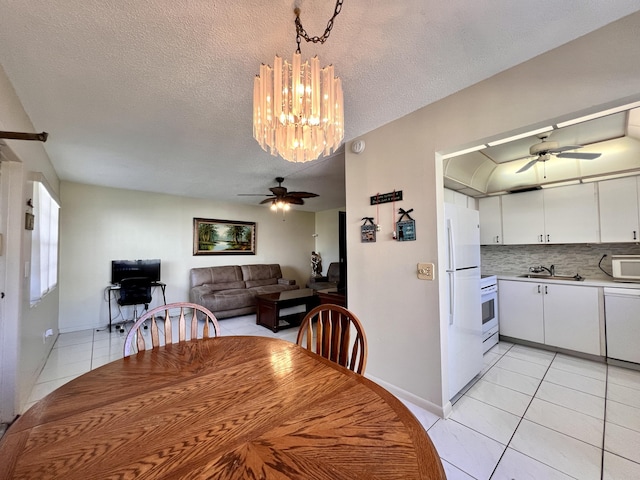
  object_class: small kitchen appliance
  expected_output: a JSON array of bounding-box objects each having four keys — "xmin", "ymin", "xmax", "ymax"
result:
[{"xmin": 611, "ymin": 255, "xmax": 640, "ymax": 283}]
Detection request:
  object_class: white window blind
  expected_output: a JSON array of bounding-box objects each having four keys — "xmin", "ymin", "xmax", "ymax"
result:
[{"xmin": 30, "ymin": 181, "xmax": 60, "ymax": 303}]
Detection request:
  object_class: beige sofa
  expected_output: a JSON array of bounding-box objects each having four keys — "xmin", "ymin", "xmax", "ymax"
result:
[{"xmin": 189, "ymin": 264, "xmax": 298, "ymax": 319}]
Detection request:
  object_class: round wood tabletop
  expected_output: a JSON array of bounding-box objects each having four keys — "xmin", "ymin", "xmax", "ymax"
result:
[{"xmin": 0, "ymin": 336, "xmax": 446, "ymax": 479}]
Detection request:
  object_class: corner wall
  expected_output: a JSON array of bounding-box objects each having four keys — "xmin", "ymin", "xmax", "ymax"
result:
[
  {"xmin": 0, "ymin": 64, "xmax": 60, "ymax": 419},
  {"xmin": 345, "ymin": 12, "xmax": 640, "ymax": 415},
  {"xmin": 314, "ymin": 207, "xmax": 344, "ymax": 274}
]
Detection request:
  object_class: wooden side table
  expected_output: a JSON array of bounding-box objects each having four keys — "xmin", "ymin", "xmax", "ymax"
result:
[
  {"xmin": 256, "ymin": 288, "xmax": 320, "ymax": 332},
  {"xmin": 316, "ymin": 288, "xmax": 347, "ymax": 307}
]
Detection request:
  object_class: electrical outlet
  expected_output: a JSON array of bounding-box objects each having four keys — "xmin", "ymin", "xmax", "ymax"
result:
[{"xmin": 417, "ymin": 262, "xmax": 435, "ymax": 280}]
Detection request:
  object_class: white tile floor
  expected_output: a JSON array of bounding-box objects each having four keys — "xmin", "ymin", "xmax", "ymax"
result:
[{"xmin": 25, "ymin": 318, "xmax": 640, "ymax": 480}]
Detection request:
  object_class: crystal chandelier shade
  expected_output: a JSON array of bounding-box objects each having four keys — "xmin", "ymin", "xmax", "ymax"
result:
[{"xmin": 253, "ymin": 53, "xmax": 344, "ymax": 163}]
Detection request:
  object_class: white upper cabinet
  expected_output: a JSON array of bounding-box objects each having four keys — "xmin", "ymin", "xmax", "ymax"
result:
[
  {"xmin": 501, "ymin": 183, "xmax": 599, "ymax": 244},
  {"xmin": 598, "ymin": 176, "xmax": 640, "ymax": 243},
  {"xmin": 478, "ymin": 196, "xmax": 503, "ymax": 245},
  {"xmin": 501, "ymin": 190, "xmax": 545, "ymax": 245},
  {"xmin": 543, "ymin": 183, "xmax": 599, "ymax": 244}
]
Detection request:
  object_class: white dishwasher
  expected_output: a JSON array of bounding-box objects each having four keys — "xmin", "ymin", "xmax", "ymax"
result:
[{"xmin": 604, "ymin": 287, "xmax": 640, "ymax": 364}]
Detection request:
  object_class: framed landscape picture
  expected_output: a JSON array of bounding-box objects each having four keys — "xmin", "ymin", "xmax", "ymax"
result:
[{"xmin": 193, "ymin": 218, "xmax": 256, "ymax": 255}]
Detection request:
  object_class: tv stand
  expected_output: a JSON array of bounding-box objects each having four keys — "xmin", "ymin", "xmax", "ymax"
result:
[{"xmin": 106, "ymin": 282, "xmax": 166, "ymax": 332}]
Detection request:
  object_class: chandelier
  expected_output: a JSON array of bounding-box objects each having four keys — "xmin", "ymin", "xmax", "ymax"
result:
[{"xmin": 253, "ymin": 2, "xmax": 344, "ymax": 163}]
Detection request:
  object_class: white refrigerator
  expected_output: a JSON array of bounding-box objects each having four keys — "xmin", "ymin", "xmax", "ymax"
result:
[{"xmin": 445, "ymin": 203, "xmax": 482, "ymax": 399}]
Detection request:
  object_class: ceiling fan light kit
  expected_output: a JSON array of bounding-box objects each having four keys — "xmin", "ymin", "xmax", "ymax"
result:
[
  {"xmin": 253, "ymin": 3, "xmax": 344, "ymax": 163},
  {"xmin": 239, "ymin": 177, "xmax": 319, "ymax": 212}
]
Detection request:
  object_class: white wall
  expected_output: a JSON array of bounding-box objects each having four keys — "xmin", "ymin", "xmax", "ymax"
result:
[
  {"xmin": 314, "ymin": 207, "xmax": 344, "ymax": 275},
  {"xmin": 346, "ymin": 12, "xmax": 640, "ymax": 416},
  {"xmin": 59, "ymin": 181, "xmax": 316, "ymax": 332},
  {"xmin": 0, "ymin": 64, "xmax": 60, "ymax": 420}
]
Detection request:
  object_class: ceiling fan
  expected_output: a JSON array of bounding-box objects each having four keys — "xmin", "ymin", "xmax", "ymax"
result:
[
  {"xmin": 516, "ymin": 134, "xmax": 601, "ymax": 173},
  {"xmin": 238, "ymin": 177, "xmax": 319, "ymax": 207}
]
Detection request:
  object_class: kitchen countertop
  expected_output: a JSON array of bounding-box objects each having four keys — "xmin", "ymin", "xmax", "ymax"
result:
[{"xmin": 491, "ymin": 273, "xmax": 640, "ymax": 290}]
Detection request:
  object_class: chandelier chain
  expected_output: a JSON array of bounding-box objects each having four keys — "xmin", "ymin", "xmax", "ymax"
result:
[{"xmin": 294, "ymin": 0, "xmax": 344, "ymax": 54}]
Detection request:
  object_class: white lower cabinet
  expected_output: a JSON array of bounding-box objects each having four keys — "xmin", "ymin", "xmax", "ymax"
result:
[
  {"xmin": 499, "ymin": 280, "xmax": 601, "ymax": 355},
  {"xmin": 498, "ymin": 280, "xmax": 544, "ymax": 343}
]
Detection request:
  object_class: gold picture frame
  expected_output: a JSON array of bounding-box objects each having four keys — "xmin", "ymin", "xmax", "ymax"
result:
[{"xmin": 193, "ymin": 218, "xmax": 256, "ymax": 255}]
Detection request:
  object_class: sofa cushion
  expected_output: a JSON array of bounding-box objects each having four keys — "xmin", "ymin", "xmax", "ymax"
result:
[
  {"xmin": 200, "ymin": 289, "xmax": 256, "ymax": 311},
  {"xmin": 190, "ymin": 265, "xmax": 244, "ymax": 288},
  {"xmin": 204, "ymin": 280, "xmax": 246, "ymax": 292},
  {"xmin": 241, "ymin": 264, "xmax": 283, "ymax": 288},
  {"xmin": 326, "ymin": 262, "xmax": 340, "ymax": 283}
]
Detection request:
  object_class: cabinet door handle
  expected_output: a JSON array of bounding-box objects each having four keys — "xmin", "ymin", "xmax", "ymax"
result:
[
  {"xmin": 634, "ymin": 230, "xmax": 637, "ymax": 241},
  {"xmin": 538, "ymin": 285, "xmax": 541, "ymax": 294},
  {"xmin": 539, "ymin": 234, "xmax": 543, "ymax": 243},
  {"xmin": 547, "ymin": 234, "xmax": 550, "ymax": 242},
  {"xmin": 496, "ymin": 235, "xmax": 500, "ymax": 243},
  {"xmin": 545, "ymin": 285, "xmax": 548, "ymax": 294}
]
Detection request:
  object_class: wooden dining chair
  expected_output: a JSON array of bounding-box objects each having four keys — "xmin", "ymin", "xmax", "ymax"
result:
[
  {"xmin": 123, "ymin": 302, "xmax": 220, "ymax": 356},
  {"xmin": 296, "ymin": 304, "xmax": 368, "ymax": 374}
]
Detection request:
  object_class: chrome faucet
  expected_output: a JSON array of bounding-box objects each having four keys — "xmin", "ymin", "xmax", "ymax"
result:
[{"xmin": 529, "ymin": 265, "xmax": 555, "ymax": 276}]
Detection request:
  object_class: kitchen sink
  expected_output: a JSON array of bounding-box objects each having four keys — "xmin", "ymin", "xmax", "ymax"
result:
[{"xmin": 518, "ymin": 274, "xmax": 585, "ymax": 281}]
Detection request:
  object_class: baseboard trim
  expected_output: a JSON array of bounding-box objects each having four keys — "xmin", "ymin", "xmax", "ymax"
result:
[{"xmin": 364, "ymin": 373, "xmax": 446, "ymax": 419}]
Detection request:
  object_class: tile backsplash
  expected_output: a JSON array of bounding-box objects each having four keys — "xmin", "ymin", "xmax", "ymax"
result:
[{"xmin": 481, "ymin": 243, "xmax": 640, "ymax": 280}]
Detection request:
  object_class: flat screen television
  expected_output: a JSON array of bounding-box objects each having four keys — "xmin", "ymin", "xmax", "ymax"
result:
[{"xmin": 111, "ymin": 259, "xmax": 161, "ymax": 284}]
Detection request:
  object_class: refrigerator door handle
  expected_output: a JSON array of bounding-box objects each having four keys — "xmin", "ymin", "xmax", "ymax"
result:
[
  {"xmin": 446, "ymin": 218, "xmax": 456, "ymax": 271},
  {"xmin": 448, "ymin": 271, "xmax": 455, "ymax": 325}
]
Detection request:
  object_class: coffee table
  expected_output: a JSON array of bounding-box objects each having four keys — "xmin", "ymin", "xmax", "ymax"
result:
[{"xmin": 256, "ymin": 288, "xmax": 319, "ymax": 332}]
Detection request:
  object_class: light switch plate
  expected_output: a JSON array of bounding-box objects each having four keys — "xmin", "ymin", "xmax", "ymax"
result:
[{"xmin": 417, "ymin": 262, "xmax": 435, "ymax": 280}]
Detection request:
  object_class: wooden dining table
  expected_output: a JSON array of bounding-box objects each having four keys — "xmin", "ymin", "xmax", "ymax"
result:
[{"xmin": 0, "ymin": 336, "xmax": 446, "ymax": 479}]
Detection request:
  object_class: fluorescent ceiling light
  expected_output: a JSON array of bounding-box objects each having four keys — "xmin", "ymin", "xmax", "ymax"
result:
[
  {"xmin": 441, "ymin": 144, "xmax": 487, "ymax": 159},
  {"xmin": 540, "ymin": 180, "xmax": 581, "ymax": 189},
  {"xmin": 556, "ymin": 101, "xmax": 640, "ymax": 128},
  {"xmin": 487, "ymin": 126, "xmax": 553, "ymax": 147},
  {"xmin": 581, "ymin": 171, "xmax": 640, "ymax": 183}
]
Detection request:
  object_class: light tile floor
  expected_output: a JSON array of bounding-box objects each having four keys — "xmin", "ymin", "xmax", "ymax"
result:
[{"xmin": 24, "ymin": 318, "xmax": 640, "ymax": 479}]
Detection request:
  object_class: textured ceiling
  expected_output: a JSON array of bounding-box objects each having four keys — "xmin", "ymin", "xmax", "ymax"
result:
[{"xmin": 1, "ymin": 1, "xmax": 640, "ymax": 211}]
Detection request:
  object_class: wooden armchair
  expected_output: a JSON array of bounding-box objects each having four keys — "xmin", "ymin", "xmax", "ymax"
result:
[
  {"xmin": 296, "ymin": 304, "xmax": 367, "ymax": 374},
  {"xmin": 123, "ymin": 302, "xmax": 220, "ymax": 356}
]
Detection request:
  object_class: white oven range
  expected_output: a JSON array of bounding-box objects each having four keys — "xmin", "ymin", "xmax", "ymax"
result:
[{"xmin": 481, "ymin": 275, "xmax": 499, "ymax": 353}]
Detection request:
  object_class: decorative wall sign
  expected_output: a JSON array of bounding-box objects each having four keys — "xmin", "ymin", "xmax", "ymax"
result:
[
  {"xmin": 370, "ymin": 190, "xmax": 402, "ymax": 205},
  {"xmin": 395, "ymin": 208, "xmax": 416, "ymax": 241},
  {"xmin": 193, "ymin": 218, "xmax": 256, "ymax": 255},
  {"xmin": 361, "ymin": 217, "xmax": 376, "ymax": 243}
]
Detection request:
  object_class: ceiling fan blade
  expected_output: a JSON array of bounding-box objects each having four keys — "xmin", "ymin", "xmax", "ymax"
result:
[
  {"xmin": 259, "ymin": 197, "xmax": 277, "ymax": 205},
  {"xmin": 283, "ymin": 196, "xmax": 305, "ymax": 205},
  {"xmin": 516, "ymin": 157, "xmax": 539, "ymax": 173},
  {"xmin": 269, "ymin": 186, "xmax": 287, "ymax": 196},
  {"xmin": 287, "ymin": 191, "xmax": 319, "ymax": 199},
  {"xmin": 237, "ymin": 193, "xmax": 272, "ymax": 196},
  {"xmin": 556, "ymin": 152, "xmax": 601, "ymax": 160},
  {"xmin": 548, "ymin": 144, "xmax": 583, "ymax": 154},
  {"xmin": 0, "ymin": 130, "xmax": 48, "ymax": 142}
]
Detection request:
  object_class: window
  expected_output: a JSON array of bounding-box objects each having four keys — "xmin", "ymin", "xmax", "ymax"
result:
[{"xmin": 30, "ymin": 180, "xmax": 60, "ymax": 304}]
